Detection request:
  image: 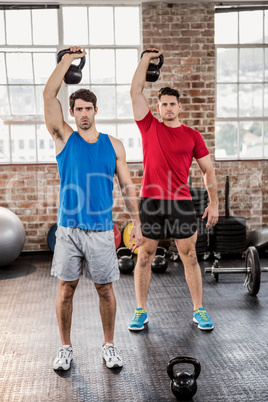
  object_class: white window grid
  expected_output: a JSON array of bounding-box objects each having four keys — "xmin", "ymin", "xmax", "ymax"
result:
[
  {"xmin": 0, "ymin": 4, "xmax": 142, "ymax": 164},
  {"xmin": 215, "ymin": 7, "xmax": 268, "ymax": 160}
]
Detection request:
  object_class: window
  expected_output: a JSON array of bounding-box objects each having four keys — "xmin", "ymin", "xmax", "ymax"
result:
[
  {"xmin": 0, "ymin": 5, "xmax": 142, "ymax": 163},
  {"xmin": 215, "ymin": 7, "xmax": 268, "ymax": 159}
]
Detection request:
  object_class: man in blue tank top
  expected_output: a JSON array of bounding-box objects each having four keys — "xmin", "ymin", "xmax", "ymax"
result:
[{"xmin": 43, "ymin": 46, "xmax": 142, "ymax": 371}]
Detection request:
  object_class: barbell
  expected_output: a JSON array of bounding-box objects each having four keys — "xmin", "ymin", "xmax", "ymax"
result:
[{"xmin": 205, "ymin": 246, "xmax": 268, "ymax": 296}]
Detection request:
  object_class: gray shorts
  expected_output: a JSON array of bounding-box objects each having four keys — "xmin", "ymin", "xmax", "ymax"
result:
[{"xmin": 51, "ymin": 225, "xmax": 120, "ymax": 284}]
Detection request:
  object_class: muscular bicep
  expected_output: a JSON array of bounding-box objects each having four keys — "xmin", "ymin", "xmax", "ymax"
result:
[
  {"xmin": 131, "ymin": 92, "xmax": 150, "ymax": 121},
  {"xmin": 43, "ymin": 95, "xmax": 71, "ymax": 141}
]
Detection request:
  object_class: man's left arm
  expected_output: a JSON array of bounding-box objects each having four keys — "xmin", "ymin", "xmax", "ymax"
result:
[
  {"xmin": 110, "ymin": 137, "xmax": 142, "ymax": 251},
  {"xmin": 196, "ymin": 154, "xmax": 219, "ymax": 228}
]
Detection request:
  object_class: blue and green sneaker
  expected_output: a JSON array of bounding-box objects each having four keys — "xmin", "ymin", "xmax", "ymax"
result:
[
  {"xmin": 193, "ymin": 308, "xmax": 214, "ymax": 330},
  {"xmin": 128, "ymin": 308, "xmax": 148, "ymax": 331}
]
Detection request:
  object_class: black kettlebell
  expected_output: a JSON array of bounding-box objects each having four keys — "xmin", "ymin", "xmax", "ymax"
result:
[
  {"xmin": 151, "ymin": 247, "xmax": 168, "ymax": 273},
  {"xmin": 167, "ymin": 356, "xmax": 201, "ymax": 401},
  {"xmin": 140, "ymin": 50, "xmax": 164, "ymax": 82},
  {"xmin": 57, "ymin": 48, "xmax": 86, "ymax": 85},
  {"xmin": 117, "ymin": 247, "xmax": 135, "ymax": 274}
]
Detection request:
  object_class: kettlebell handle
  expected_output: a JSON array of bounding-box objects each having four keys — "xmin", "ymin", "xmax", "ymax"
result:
[
  {"xmin": 167, "ymin": 356, "xmax": 201, "ymax": 381},
  {"xmin": 140, "ymin": 49, "xmax": 164, "ymax": 70},
  {"xmin": 57, "ymin": 48, "xmax": 86, "ymax": 71}
]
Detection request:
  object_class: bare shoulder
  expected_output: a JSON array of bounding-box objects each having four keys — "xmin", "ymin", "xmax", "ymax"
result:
[{"xmin": 108, "ymin": 135, "xmax": 125, "ymax": 158}]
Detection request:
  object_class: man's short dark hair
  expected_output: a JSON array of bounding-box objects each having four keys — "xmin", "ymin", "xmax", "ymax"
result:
[
  {"xmin": 158, "ymin": 87, "xmax": 180, "ymax": 103},
  {"xmin": 69, "ymin": 89, "xmax": 97, "ymax": 112}
]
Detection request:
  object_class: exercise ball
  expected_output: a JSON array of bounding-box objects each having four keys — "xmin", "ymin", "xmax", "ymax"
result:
[{"xmin": 0, "ymin": 207, "xmax": 25, "ymax": 267}]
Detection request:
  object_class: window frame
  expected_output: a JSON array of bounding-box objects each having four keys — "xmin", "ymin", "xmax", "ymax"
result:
[
  {"xmin": 215, "ymin": 7, "xmax": 268, "ymax": 161},
  {"xmin": 0, "ymin": 4, "xmax": 142, "ymax": 164}
]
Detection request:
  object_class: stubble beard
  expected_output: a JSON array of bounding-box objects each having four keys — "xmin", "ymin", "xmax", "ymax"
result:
[{"xmin": 79, "ymin": 121, "xmax": 92, "ymax": 130}]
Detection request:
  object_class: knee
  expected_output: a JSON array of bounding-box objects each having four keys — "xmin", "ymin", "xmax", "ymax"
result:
[
  {"xmin": 138, "ymin": 249, "xmax": 156, "ymax": 268},
  {"xmin": 180, "ymin": 248, "xmax": 198, "ymax": 267},
  {"xmin": 95, "ymin": 283, "xmax": 114, "ymax": 301},
  {"xmin": 58, "ymin": 283, "xmax": 76, "ymax": 302}
]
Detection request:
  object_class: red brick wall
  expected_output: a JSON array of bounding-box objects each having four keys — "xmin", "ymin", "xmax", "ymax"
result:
[{"xmin": 0, "ymin": 2, "xmax": 267, "ymax": 251}]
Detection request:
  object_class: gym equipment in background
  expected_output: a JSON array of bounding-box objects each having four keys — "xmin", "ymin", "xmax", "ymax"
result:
[
  {"xmin": 190, "ymin": 186, "xmax": 209, "ymax": 256},
  {"xmin": 0, "ymin": 207, "xmax": 25, "ymax": 267},
  {"xmin": 209, "ymin": 175, "xmax": 247, "ymax": 255},
  {"xmin": 57, "ymin": 48, "xmax": 86, "ymax": 85},
  {"xmin": 117, "ymin": 247, "xmax": 134, "ymax": 274},
  {"xmin": 167, "ymin": 356, "xmax": 201, "ymax": 401},
  {"xmin": 151, "ymin": 246, "xmax": 168, "ymax": 273},
  {"xmin": 140, "ymin": 49, "xmax": 164, "ymax": 82},
  {"xmin": 205, "ymin": 245, "xmax": 268, "ymax": 296},
  {"xmin": 113, "ymin": 223, "xmax": 122, "ymax": 249},
  {"xmin": 247, "ymin": 226, "xmax": 268, "ymax": 251},
  {"xmin": 123, "ymin": 222, "xmax": 138, "ymax": 254}
]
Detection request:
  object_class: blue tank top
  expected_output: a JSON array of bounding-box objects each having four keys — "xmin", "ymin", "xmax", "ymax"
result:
[{"xmin": 56, "ymin": 132, "xmax": 116, "ymax": 230}]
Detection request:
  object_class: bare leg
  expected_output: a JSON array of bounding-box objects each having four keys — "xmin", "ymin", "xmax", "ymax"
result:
[
  {"xmin": 133, "ymin": 238, "xmax": 159, "ymax": 310},
  {"xmin": 55, "ymin": 279, "xmax": 79, "ymax": 347},
  {"xmin": 175, "ymin": 232, "xmax": 203, "ymax": 311},
  {"xmin": 95, "ymin": 282, "xmax": 116, "ymax": 345}
]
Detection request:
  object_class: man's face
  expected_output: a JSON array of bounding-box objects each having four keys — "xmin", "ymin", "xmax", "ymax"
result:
[
  {"xmin": 157, "ymin": 95, "xmax": 181, "ymax": 122},
  {"xmin": 70, "ymin": 99, "xmax": 98, "ymax": 130}
]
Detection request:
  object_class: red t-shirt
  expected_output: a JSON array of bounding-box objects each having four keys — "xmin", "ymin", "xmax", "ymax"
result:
[{"xmin": 135, "ymin": 111, "xmax": 209, "ymax": 200}]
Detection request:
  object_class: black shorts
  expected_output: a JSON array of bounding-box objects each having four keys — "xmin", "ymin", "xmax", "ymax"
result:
[{"xmin": 139, "ymin": 197, "xmax": 197, "ymax": 240}]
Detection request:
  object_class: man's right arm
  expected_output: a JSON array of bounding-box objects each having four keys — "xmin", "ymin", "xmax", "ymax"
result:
[
  {"xmin": 43, "ymin": 47, "xmax": 86, "ymax": 145},
  {"xmin": 130, "ymin": 48, "xmax": 163, "ymax": 121}
]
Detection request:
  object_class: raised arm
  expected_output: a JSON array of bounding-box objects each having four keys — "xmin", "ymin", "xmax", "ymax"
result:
[
  {"xmin": 110, "ymin": 136, "xmax": 142, "ymax": 251},
  {"xmin": 196, "ymin": 154, "xmax": 219, "ymax": 228},
  {"xmin": 130, "ymin": 48, "xmax": 163, "ymax": 121},
  {"xmin": 43, "ymin": 47, "xmax": 87, "ymax": 144}
]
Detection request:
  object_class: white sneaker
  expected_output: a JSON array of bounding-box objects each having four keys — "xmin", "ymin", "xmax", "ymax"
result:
[
  {"xmin": 53, "ymin": 345, "xmax": 73, "ymax": 371},
  {"xmin": 101, "ymin": 343, "xmax": 123, "ymax": 369}
]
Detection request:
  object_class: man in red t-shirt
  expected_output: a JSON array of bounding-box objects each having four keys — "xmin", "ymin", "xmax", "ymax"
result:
[{"xmin": 128, "ymin": 48, "xmax": 219, "ymax": 332}]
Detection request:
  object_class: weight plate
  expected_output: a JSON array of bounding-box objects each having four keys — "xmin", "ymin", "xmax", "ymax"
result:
[
  {"xmin": 217, "ymin": 216, "xmax": 246, "ymax": 224},
  {"xmin": 190, "ymin": 188, "xmax": 208, "ymax": 195},
  {"xmin": 196, "ymin": 247, "xmax": 209, "ymax": 253},
  {"xmin": 212, "ymin": 242, "xmax": 247, "ymax": 249},
  {"xmin": 192, "ymin": 204, "xmax": 208, "ymax": 210},
  {"xmin": 245, "ymin": 246, "xmax": 261, "ymax": 296},
  {"xmin": 212, "ymin": 237, "xmax": 246, "ymax": 244},
  {"xmin": 113, "ymin": 223, "xmax": 122, "ymax": 249},
  {"xmin": 197, "ymin": 231, "xmax": 208, "ymax": 237},
  {"xmin": 196, "ymin": 239, "xmax": 208, "ymax": 247},
  {"xmin": 192, "ymin": 195, "xmax": 208, "ymax": 201},
  {"xmin": 192, "ymin": 203, "xmax": 208, "ymax": 209},
  {"xmin": 123, "ymin": 222, "xmax": 138, "ymax": 255},
  {"xmin": 210, "ymin": 246, "xmax": 246, "ymax": 254},
  {"xmin": 212, "ymin": 229, "xmax": 246, "ymax": 236},
  {"xmin": 214, "ymin": 227, "xmax": 246, "ymax": 234},
  {"xmin": 212, "ymin": 242, "xmax": 246, "ymax": 248},
  {"xmin": 197, "ymin": 238, "xmax": 207, "ymax": 243}
]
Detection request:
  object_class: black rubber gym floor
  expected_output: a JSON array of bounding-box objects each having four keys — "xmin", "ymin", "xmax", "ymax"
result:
[{"xmin": 0, "ymin": 251, "xmax": 268, "ymax": 402}]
